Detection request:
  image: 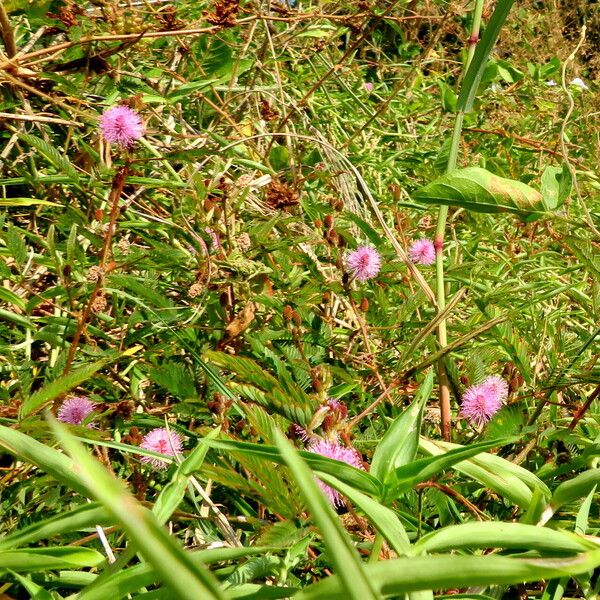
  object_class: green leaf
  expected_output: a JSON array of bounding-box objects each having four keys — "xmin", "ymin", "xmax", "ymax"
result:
[
  {"xmin": 412, "ymin": 167, "xmax": 544, "ymax": 214},
  {"xmin": 152, "ymin": 428, "xmax": 219, "ymax": 525},
  {"xmin": 48, "ymin": 416, "xmax": 227, "ymax": 600},
  {"xmin": 0, "ymin": 424, "xmax": 89, "ymax": 496},
  {"xmin": 20, "ymin": 353, "xmax": 123, "ymax": 417},
  {"xmin": 18, "ymin": 133, "xmax": 81, "ymax": 184},
  {"xmin": 273, "ymin": 430, "xmax": 379, "ymax": 600},
  {"xmin": 318, "ymin": 473, "xmax": 411, "ymax": 557},
  {"xmin": 0, "ymin": 547, "xmax": 104, "ymax": 571},
  {"xmin": 0, "ymin": 502, "xmax": 111, "ymax": 550},
  {"xmin": 296, "ymin": 551, "xmax": 600, "ymax": 599},
  {"xmin": 387, "ymin": 438, "xmax": 513, "ymax": 501},
  {"xmin": 413, "ymin": 522, "xmax": 598, "ymax": 555},
  {"xmin": 457, "ymin": 0, "xmax": 517, "ymax": 112},
  {"xmin": 0, "ymin": 197, "xmax": 60, "ymax": 207},
  {"xmin": 550, "ymin": 469, "xmax": 600, "ymax": 511},
  {"xmin": 540, "ymin": 165, "xmax": 572, "ymax": 210},
  {"xmin": 203, "ymin": 436, "xmax": 381, "ymax": 497},
  {"xmin": 205, "ymin": 351, "xmax": 318, "ymax": 426},
  {"xmin": 371, "ymin": 371, "xmax": 433, "ymax": 484},
  {"xmin": 419, "ymin": 438, "xmax": 551, "ymax": 509}
]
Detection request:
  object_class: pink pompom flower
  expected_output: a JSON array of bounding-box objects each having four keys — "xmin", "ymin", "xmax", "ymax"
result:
[
  {"xmin": 346, "ymin": 245, "xmax": 381, "ymax": 281},
  {"xmin": 460, "ymin": 375, "xmax": 508, "ymax": 427},
  {"xmin": 139, "ymin": 427, "xmax": 184, "ymax": 470},
  {"xmin": 100, "ymin": 105, "xmax": 144, "ymax": 148},
  {"xmin": 408, "ymin": 238, "xmax": 436, "ymax": 265},
  {"xmin": 306, "ymin": 439, "xmax": 364, "ymax": 506},
  {"xmin": 57, "ymin": 396, "xmax": 96, "ymax": 427}
]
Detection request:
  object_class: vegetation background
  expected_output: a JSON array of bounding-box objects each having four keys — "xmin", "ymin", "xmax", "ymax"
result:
[{"xmin": 0, "ymin": 0, "xmax": 599, "ymax": 598}]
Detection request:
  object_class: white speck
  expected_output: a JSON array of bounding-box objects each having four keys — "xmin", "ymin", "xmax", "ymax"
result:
[
  {"xmin": 545, "ymin": 80, "xmax": 557, "ymax": 87},
  {"xmin": 570, "ymin": 77, "xmax": 589, "ymax": 90}
]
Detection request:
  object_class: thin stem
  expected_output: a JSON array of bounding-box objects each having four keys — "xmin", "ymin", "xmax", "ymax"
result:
[
  {"xmin": 0, "ymin": 0, "xmax": 16, "ymax": 58},
  {"xmin": 435, "ymin": 0, "xmax": 483, "ymax": 441}
]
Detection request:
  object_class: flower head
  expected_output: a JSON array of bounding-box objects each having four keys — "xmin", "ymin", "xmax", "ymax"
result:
[
  {"xmin": 139, "ymin": 427, "xmax": 184, "ymax": 470},
  {"xmin": 57, "ymin": 396, "xmax": 96, "ymax": 427},
  {"xmin": 100, "ymin": 105, "xmax": 144, "ymax": 147},
  {"xmin": 409, "ymin": 238, "xmax": 436, "ymax": 265},
  {"xmin": 346, "ymin": 245, "xmax": 381, "ymax": 281},
  {"xmin": 545, "ymin": 79, "xmax": 557, "ymax": 87},
  {"xmin": 306, "ymin": 439, "xmax": 364, "ymax": 506},
  {"xmin": 205, "ymin": 227, "xmax": 221, "ymax": 250},
  {"xmin": 460, "ymin": 375, "xmax": 508, "ymax": 427},
  {"xmin": 363, "ymin": 82, "xmax": 374, "ymax": 92}
]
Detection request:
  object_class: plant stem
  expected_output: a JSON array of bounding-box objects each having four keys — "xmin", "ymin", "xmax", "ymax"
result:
[
  {"xmin": 0, "ymin": 0, "xmax": 16, "ymax": 58},
  {"xmin": 435, "ymin": 0, "xmax": 483, "ymax": 440}
]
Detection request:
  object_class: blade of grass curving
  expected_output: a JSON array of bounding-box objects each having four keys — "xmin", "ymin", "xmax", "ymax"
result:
[
  {"xmin": 419, "ymin": 437, "xmax": 550, "ymax": 508},
  {"xmin": 0, "ymin": 502, "xmax": 111, "ymax": 550},
  {"xmin": 152, "ymin": 428, "xmax": 220, "ymax": 525},
  {"xmin": 79, "ymin": 547, "xmax": 278, "ymax": 600},
  {"xmin": 539, "ymin": 469, "xmax": 600, "ymax": 525},
  {"xmin": 202, "ymin": 436, "xmax": 381, "ymax": 497},
  {"xmin": 413, "ymin": 522, "xmax": 599, "ymax": 555},
  {"xmin": 317, "ymin": 473, "xmax": 411, "ymax": 557},
  {"xmin": 371, "ymin": 371, "xmax": 433, "ymax": 483},
  {"xmin": 295, "ymin": 551, "xmax": 600, "ymax": 600},
  {"xmin": 0, "ymin": 547, "xmax": 104, "ymax": 571},
  {"xmin": 0, "ymin": 424, "xmax": 89, "ymax": 496},
  {"xmin": 48, "ymin": 415, "xmax": 227, "ymax": 600},
  {"xmin": 386, "ymin": 438, "xmax": 515, "ymax": 501},
  {"xmin": 273, "ymin": 430, "xmax": 380, "ymax": 600},
  {"xmin": 20, "ymin": 346, "xmax": 141, "ymax": 418},
  {"xmin": 456, "ymin": 0, "xmax": 517, "ymax": 113}
]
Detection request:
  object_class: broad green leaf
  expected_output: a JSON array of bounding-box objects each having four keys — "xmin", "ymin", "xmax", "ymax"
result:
[
  {"xmin": 273, "ymin": 430, "xmax": 379, "ymax": 600},
  {"xmin": 386, "ymin": 438, "xmax": 513, "ymax": 501},
  {"xmin": 296, "ymin": 551, "xmax": 600, "ymax": 599},
  {"xmin": 49, "ymin": 416, "xmax": 227, "ymax": 600},
  {"xmin": 419, "ymin": 438, "xmax": 550, "ymax": 508},
  {"xmin": 412, "ymin": 167, "xmax": 544, "ymax": 214},
  {"xmin": 0, "ymin": 547, "xmax": 104, "ymax": 571},
  {"xmin": 540, "ymin": 165, "xmax": 572, "ymax": 210},
  {"xmin": 413, "ymin": 522, "xmax": 599, "ymax": 555},
  {"xmin": 371, "ymin": 371, "xmax": 433, "ymax": 484},
  {"xmin": 550, "ymin": 469, "xmax": 600, "ymax": 510}
]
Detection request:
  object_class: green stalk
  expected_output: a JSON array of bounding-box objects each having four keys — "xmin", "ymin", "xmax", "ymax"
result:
[{"xmin": 436, "ymin": 0, "xmax": 484, "ymax": 441}]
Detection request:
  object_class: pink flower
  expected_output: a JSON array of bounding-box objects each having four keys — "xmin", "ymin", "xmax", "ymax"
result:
[
  {"xmin": 460, "ymin": 375, "xmax": 508, "ymax": 427},
  {"xmin": 363, "ymin": 82, "xmax": 374, "ymax": 92},
  {"xmin": 57, "ymin": 396, "xmax": 96, "ymax": 427},
  {"xmin": 409, "ymin": 238, "xmax": 436, "ymax": 265},
  {"xmin": 139, "ymin": 427, "xmax": 184, "ymax": 470},
  {"xmin": 306, "ymin": 439, "xmax": 364, "ymax": 506},
  {"xmin": 346, "ymin": 245, "xmax": 381, "ymax": 281},
  {"xmin": 100, "ymin": 105, "xmax": 144, "ymax": 147}
]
